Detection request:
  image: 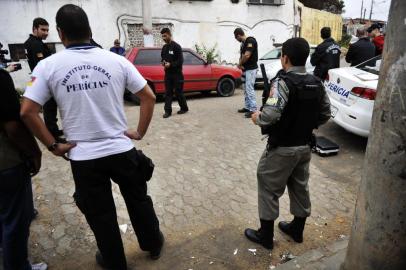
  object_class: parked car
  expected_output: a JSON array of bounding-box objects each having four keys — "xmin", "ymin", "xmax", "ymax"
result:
[
  {"xmin": 255, "ymin": 45, "xmax": 316, "ymax": 87},
  {"xmin": 125, "ymin": 47, "xmax": 242, "ymax": 102},
  {"xmin": 325, "ymin": 57, "xmax": 381, "ymax": 137}
]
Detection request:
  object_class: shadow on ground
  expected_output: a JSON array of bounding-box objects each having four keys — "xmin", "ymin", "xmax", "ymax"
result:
[{"xmin": 36, "ymin": 216, "xmax": 350, "ymax": 270}]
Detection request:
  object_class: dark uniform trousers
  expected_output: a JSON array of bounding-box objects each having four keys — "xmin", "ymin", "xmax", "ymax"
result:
[
  {"xmin": 164, "ymin": 73, "xmax": 188, "ymax": 114},
  {"xmin": 70, "ymin": 148, "xmax": 162, "ymax": 270},
  {"xmin": 257, "ymin": 146, "xmax": 312, "ymax": 221},
  {"xmin": 43, "ymin": 97, "xmax": 59, "ymax": 137},
  {"xmin": 0, "ymin": 164, "xmax": 33, "ymax": 270}
]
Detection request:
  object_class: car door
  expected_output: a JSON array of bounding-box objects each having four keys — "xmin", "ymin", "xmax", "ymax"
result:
[
  {"xmin": 182, "ymin": 50, "xmax": 213, "ymax": 91},
  {"xmin": 133, "ymin": 49, "xmax": 165, "ymax": 93}
]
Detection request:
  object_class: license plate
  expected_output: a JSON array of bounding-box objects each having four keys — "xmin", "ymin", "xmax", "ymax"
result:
[{"xmin": 331, "ymin": 105, "xmax": 338, "ymax": 118}]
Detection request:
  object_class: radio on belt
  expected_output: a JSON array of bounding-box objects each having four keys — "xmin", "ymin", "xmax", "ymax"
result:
[{"xmin": 313, "ymin": 136, "xmax": 339, "ymax": 156}]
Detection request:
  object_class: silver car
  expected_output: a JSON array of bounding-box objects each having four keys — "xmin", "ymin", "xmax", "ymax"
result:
[{"xmin": 255, "ymin": 45, "xmax": 316, "ymax": 87}]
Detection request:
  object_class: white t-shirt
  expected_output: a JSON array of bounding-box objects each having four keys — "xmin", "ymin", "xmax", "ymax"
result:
[{"xmin": 24, "ymin": 45, "xmax": 147, "ymax": 161}]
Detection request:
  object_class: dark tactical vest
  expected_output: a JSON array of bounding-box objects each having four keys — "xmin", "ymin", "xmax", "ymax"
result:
[{"xmin": 262, "ymin": 72, "xmax": 323, "ymax": 147}]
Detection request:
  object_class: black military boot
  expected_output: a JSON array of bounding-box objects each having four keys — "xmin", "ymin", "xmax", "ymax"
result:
[
  {"xmin": 244, "ymin": 219, "xmax": 274, "ymax": 250},
  {"xmin": 278, "ymin": 216, "xmax": 307, "ymax": 243}
]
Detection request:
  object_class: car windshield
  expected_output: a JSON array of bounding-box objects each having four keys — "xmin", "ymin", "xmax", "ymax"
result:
[
  {"xmin": 260, "ymin": 47, "xmax": 315, "ymax": 60},
  {"xmin": 260, "ymin": 49, "xmax": 281, "ymax": 60},
  {"xmin": 357, "ymin": 55, "xmax": 382, "ymax": 75}
]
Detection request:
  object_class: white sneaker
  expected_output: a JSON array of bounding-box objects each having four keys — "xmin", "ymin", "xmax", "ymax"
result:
[{"xmin": 31, "ymin": 262, "xmax": 48, "ymax": 270}]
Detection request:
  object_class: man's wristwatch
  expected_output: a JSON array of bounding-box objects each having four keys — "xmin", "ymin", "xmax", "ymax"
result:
[{"xmin": 47, "ymin": 142, "xmax": 58, "ymax": 152}]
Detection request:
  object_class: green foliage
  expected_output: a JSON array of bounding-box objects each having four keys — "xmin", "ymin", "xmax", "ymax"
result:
[
  {"xmin": 338, "ymin": 34, "xmax": 352, "ymax": 48},
  {"xmin": 15, "ymin": 88, "xmax": 24, "ymax": 101},
  {"xmin": 15, "ymin": 88, "xmax": 24, "ymax": 96},
  {"xmin": 194, "ymin": 43, "xmax": 220, "ymax": 64},
  {"xmin": 298, "ymin": 0, "xmax": 345, "ymax": 14}
]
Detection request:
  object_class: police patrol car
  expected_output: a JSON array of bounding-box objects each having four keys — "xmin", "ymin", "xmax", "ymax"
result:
[{"xmin": 325, "ymin": 58, "xmax": 381, "ymax": 137}]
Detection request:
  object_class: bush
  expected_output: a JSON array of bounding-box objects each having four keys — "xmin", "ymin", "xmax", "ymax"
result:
[
  {"xmin": 194, "ymin": 43, "xmax": 220, "ymax": 64},
  {"xmin": 338, "ymin": 34, "xmax": 352, "ymax": 49}
]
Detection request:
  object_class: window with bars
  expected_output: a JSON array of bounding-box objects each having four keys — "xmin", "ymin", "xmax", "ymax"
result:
[
  {"xmin": 8, "ymin": 44, "xmax": 26, "ymax": 61},
  {"xmin": 8, "ymin": 43, "xmax": 59, "ymax": 61},
  {"xmin": 127, "ymin": 23, "xmax": 174, "ymax": 48},
  {"xmin": 247, "ymin": 0, "xmax": 285, "ymax": 5}
]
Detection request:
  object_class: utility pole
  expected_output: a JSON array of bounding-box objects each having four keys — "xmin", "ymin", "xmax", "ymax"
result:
[
  {"xmin": 342, "ymin": 0, "xmax": 406, "ymax": 269},
  {"xmin": 360, "ymin": 0, "xmax": 364, "ymax": 22},
  {"xmin": 142, "ymin": 0, "xmax": 154, "ymax": 47},
  {"xmin": 369, "ymin": 0, "xmax": 374, "ymax": 20},
  {"xmin": 363, "ymin": 8, "xmax": 367, "ymax": 22}
]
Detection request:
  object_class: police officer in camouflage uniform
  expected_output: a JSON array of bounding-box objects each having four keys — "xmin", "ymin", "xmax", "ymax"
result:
[{"xmin": 244, "ymin": 38, "xmax": 331, "ymax": 250}]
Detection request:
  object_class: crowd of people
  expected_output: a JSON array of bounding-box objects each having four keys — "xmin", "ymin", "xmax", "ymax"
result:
[
  {"xmin": 0, "ymin": 3, "xmax": 386, "ymax": 270},
  {"xmin": 346, "ymin": 23, "xmax": 385, "ymax": 67}
]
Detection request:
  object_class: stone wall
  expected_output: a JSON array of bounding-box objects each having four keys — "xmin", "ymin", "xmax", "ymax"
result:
[{"xmin": 127, "ymin": 23, "xmax": 173, "ymax": 47}]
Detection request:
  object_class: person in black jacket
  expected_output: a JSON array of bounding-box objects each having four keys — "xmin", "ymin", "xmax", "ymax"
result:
[
  {"xmin": 24, "ymin": 18, "xmax": 51, "ymax": 71},
  {"xmin": 24, "ymin": 17, "xmax": 64, "ymax": 142},
  {"xmin": 310, "ymin": 27, "xmax": 341, "ymax": 80},
  {"xmin": 0, "ymin": 68, "xmax": 48, "ymax": 270},
  {"xmin": 346, "ymin": 28, "xmax": 376, "ymax": 67},
  {"xmin": 160, "ymin": 28, "xmax": 188, "ymax": 118}
]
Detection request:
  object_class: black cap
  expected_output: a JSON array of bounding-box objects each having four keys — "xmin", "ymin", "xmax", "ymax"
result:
[{"xmin": 367, "ymin": 23, "xmax": 380, "ymax": 33}]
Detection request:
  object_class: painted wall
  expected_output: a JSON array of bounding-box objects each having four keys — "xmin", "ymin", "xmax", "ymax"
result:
[
  {"xmin": 298, "ymin": 2, "xmax": 343, "ymax": 45},
  {"xmin": 0, "ymin": 0, "xmax": 298, "ymax": 88}
]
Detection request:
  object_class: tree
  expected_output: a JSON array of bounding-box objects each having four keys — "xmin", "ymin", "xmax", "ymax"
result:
[
  {"xmin": 342, "ymin": 0, "xmax": 406, "ymax": 269},
  {"xmin": 298, "ymin": 0, "xmax": 345, "ymax": 14}
]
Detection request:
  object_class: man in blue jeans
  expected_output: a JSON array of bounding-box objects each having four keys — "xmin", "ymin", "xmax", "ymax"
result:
[
  {"xmin": 234, "ymin": 28, "xmax": 258, "ymax": 118},
  {"xmin": 0, "ymin": 68, "xmax": 47, "ymax": 270}
]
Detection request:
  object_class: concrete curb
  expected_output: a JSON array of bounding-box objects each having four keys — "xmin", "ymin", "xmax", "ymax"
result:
[{"xmin": 275, "ymin": 238, "xmax": 348, "ymax": 270}]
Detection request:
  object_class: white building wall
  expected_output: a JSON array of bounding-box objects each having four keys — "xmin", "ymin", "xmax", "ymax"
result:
[{"xmin": 0, "ymin": 0, "xmax": 298, "ymax": 88}]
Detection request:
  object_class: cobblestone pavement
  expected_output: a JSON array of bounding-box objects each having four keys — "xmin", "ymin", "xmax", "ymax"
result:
[{"xmin": 1, "ymin": 90, "xmax": 362, "ymax": 270}]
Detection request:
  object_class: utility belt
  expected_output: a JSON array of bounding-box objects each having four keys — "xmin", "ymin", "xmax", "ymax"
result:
[{"xmin": 266, "ymin": 133, "xmax": 316, "ymax": 150}]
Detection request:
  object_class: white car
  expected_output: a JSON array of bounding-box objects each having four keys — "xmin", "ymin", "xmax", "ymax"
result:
[
  {"xmin": 255, "ymin": 45, "xmax": 316, "ymax": 86},
  {"xmin": 325, "ymin": 59, "xmax": 381, "ymax": 137}
]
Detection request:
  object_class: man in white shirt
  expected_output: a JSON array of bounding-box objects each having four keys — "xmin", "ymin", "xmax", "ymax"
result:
[{"xmin": 20, "ymin": 4, "xmax": 163, "ymax": 269}]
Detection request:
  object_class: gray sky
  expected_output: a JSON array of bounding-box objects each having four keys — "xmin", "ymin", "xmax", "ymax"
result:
[{"xmin": 343, "ymin": 0, "xmax": 391, "ymax": 21}]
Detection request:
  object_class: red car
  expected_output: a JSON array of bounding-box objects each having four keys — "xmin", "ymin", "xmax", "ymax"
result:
[{"xmin": 125, "ymin": 47, "xmax": 242, "ymax": 100}]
